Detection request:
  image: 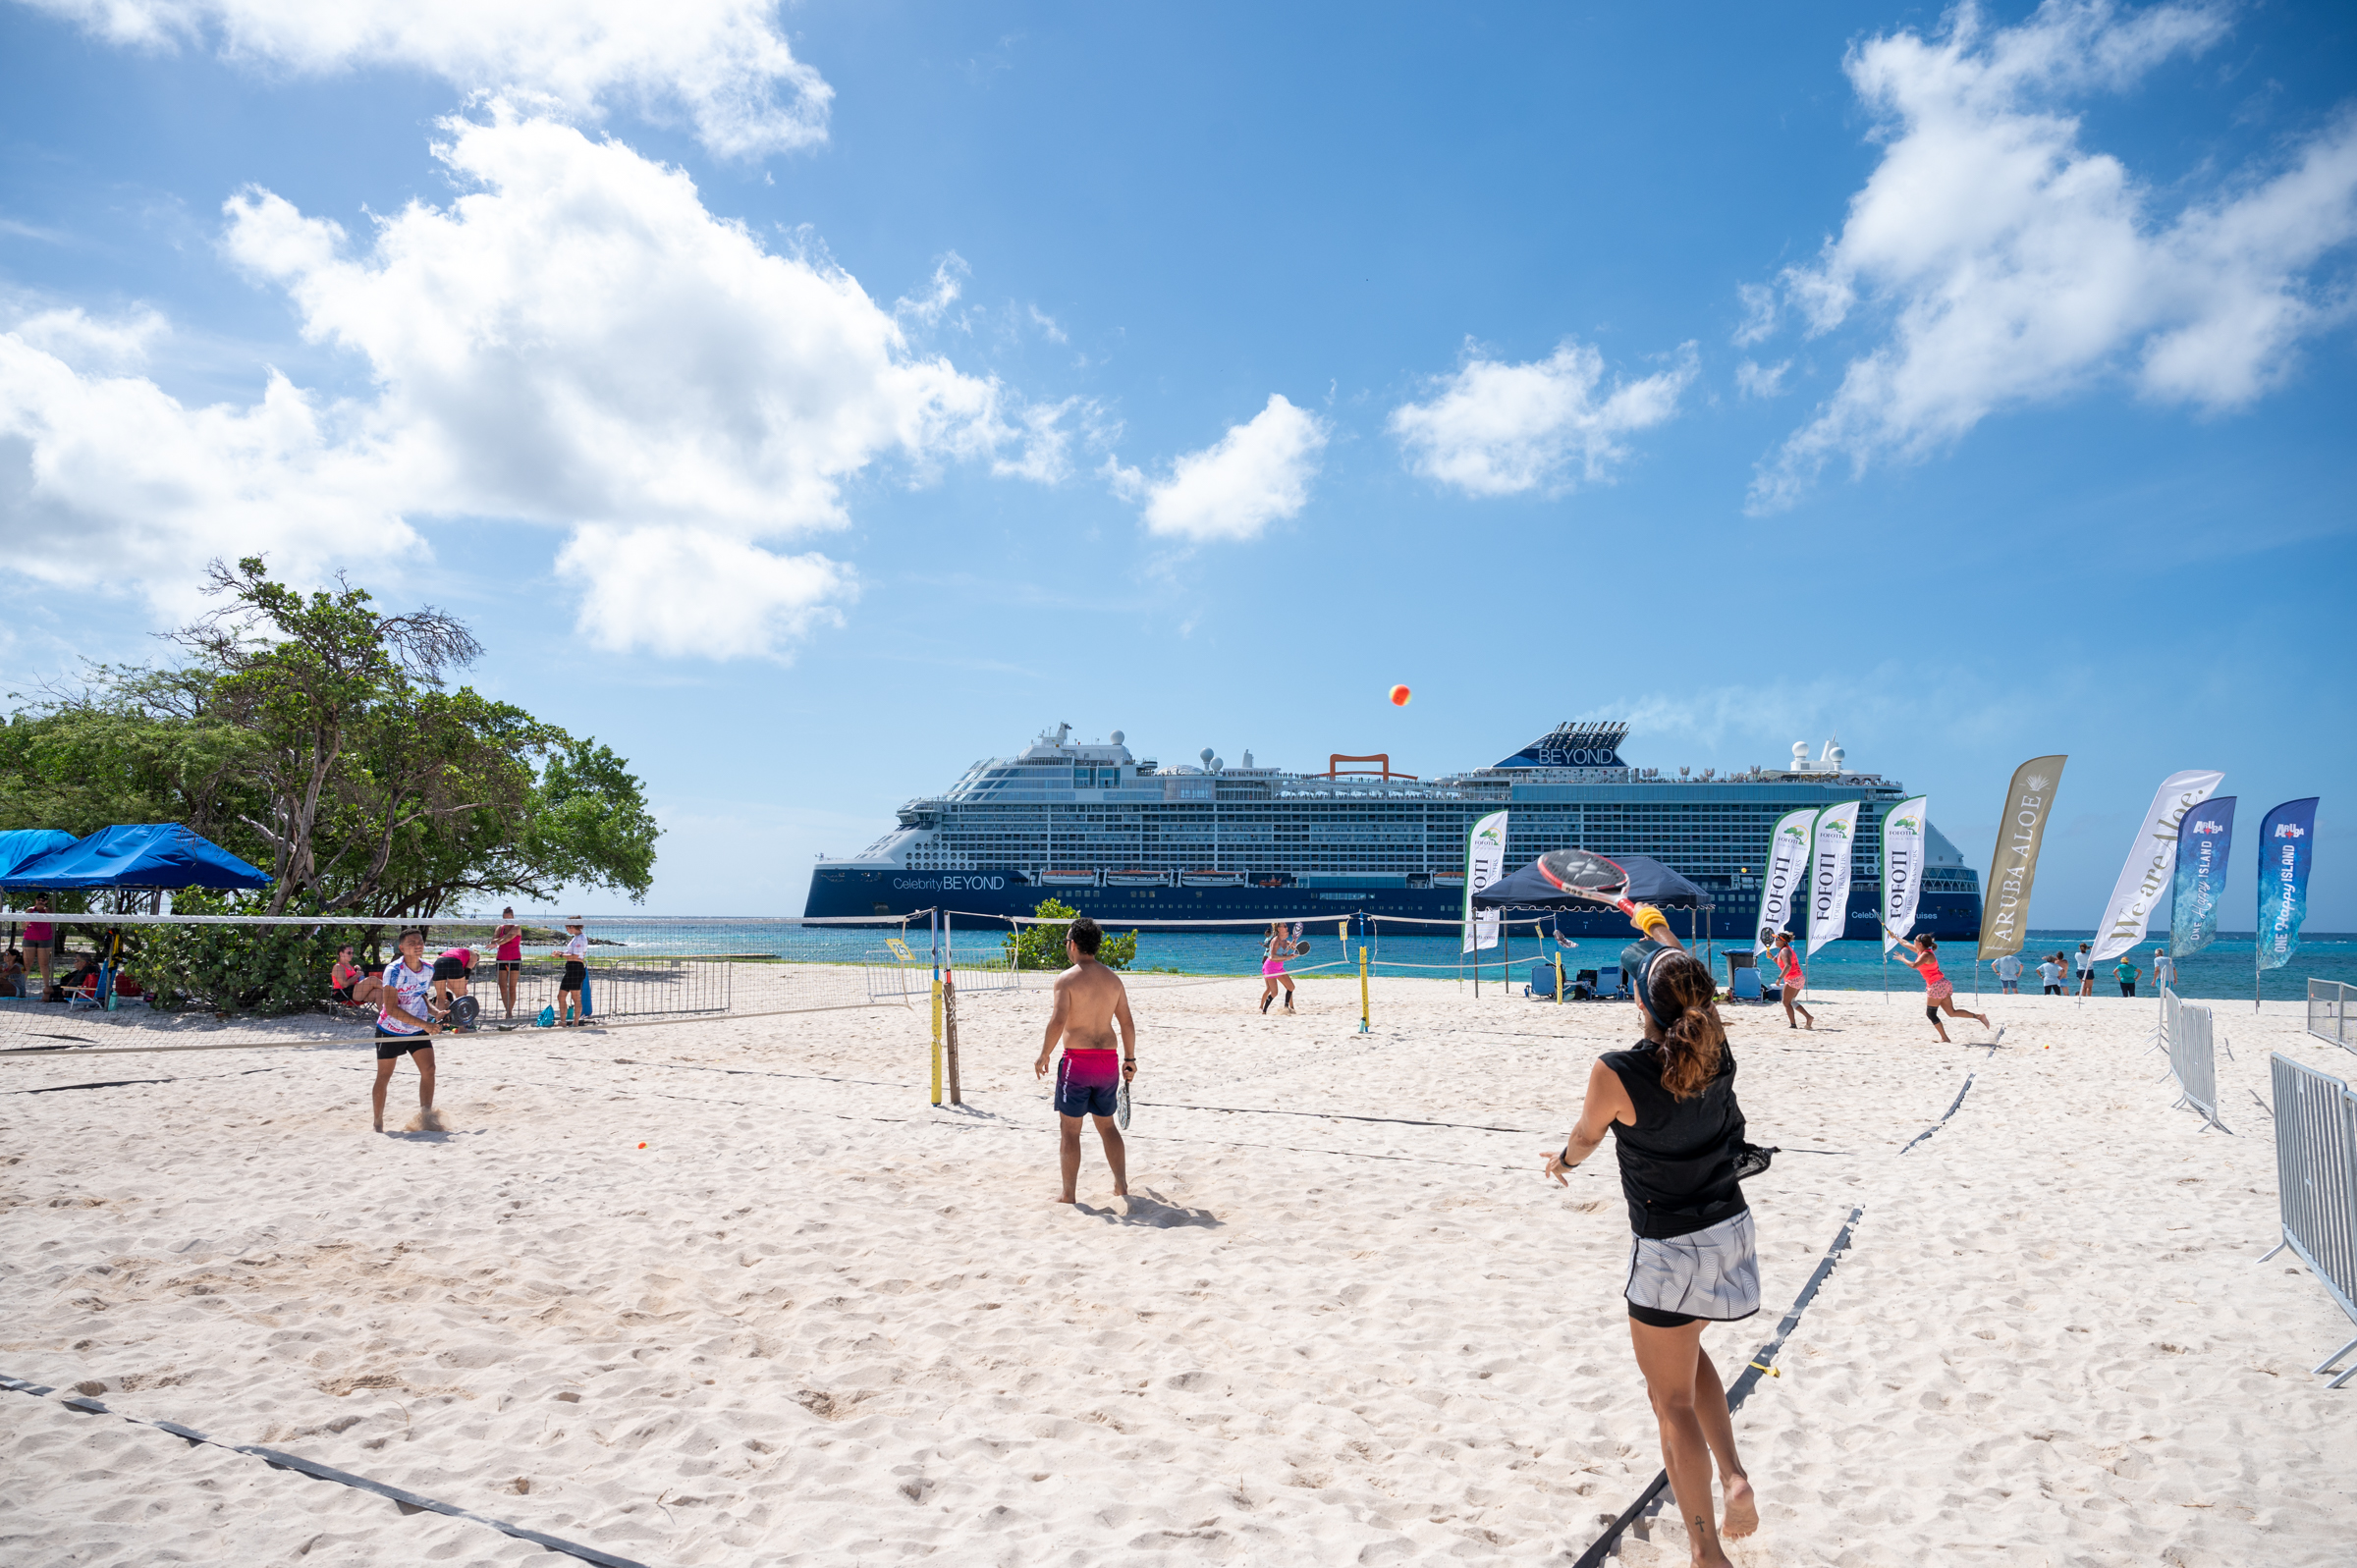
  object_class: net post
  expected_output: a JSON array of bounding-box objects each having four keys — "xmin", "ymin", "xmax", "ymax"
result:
[
  {"xmin": 1556, "ymin": 952, "xmax": 1563, "ymax": 1004},
  {"xmin": 1358, "ymin": 944, "xmax": 1370, "ymax": 1034},
  {"xmin": 930, "ymin": 980, "xmax": 944, "ymax": 1106},
  {"xmin": 944, "ymin": 977, "xmax": 962, "ymax": 1107}
]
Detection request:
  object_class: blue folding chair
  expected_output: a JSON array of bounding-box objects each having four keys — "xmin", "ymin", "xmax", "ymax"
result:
[{"xmin": 1591, "ymin": 965, "xmax": 1625, "ymax": 1000}]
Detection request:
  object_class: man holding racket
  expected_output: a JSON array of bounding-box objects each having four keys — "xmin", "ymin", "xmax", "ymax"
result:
[{"xmin": 1034, "ymin": 917, "xmax": 1139, "ymax": 1204}]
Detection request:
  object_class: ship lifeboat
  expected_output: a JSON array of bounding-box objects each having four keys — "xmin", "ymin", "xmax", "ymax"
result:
[
  {"xmin": 1179, "ymin": 869, "xmax": 1247, "ymax": 887},
  {"xmin": 1105, "ymin": 869, "xmax": 1173, "ymax": 886},
  {"xmin": 1039, "ymin": 868, "xmax": 1100, "ymax": 886}
]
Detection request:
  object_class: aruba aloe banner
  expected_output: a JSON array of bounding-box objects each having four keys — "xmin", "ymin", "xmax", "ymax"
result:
[
  {"xmin": 1979, "ymin": 755, "xmax": 2067, "ymax": 963},
  {"xmin": 1462, "ymin": 810, "xmax": 1507, "ymax": 953},
  {"xmin": 1880, "ymin": 794, "xmax": 1928, "ymax": 951},
  {"xmin": 1806, "ymin": 801, "xmax": 1860, "ymax": 956},
  {"xmin": 1754, "ymin": 807, "xmax": 1817, "ymax": 951},
  {"xmin": 2168, "ymin": 796, "xmax": 2235, "ymax": 958},
  {"xmin": 2090, "ymin": 770, "xmax": 2225, "ymax": 963}
]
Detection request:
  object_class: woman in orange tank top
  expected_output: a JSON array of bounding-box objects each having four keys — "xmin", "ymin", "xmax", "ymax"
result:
[{"xmin": 1892, "ymin": 934, "xmax": 1996, "ymax": 1044}]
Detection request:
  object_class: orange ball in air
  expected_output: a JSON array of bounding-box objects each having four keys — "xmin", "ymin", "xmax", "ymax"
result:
[{"xmin": 1389, "ymin": 684, "xmax": 1411, "ymax": 707}]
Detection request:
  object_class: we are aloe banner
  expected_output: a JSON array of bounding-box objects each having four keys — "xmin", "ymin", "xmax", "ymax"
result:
[
  {"xmin": 1805, "ymin": 801, "xmax": 1860, "ymax": 956},
  {"xmin": 2169, "ymin": 796, "xmax": 2235, "ymax": 958},
  {"xmin": 1462, "ymin": 810, "xmax": 1507, "ymax": 953},
  {"xmin": 1754, "ymin": 807, "xmax": 1817, "ymax": 950},
  {"xmin": 1979, "ymin": 755, "xmax": 2067, "ymax": 963},
  {"xmin": 2256, "ymin": 797, "xmax": 2320, "ymax": 973},
  {"xmin": 1880, "ymin": 794, "xmax": 1928, "ymax": 951},
  {"xmin": 2090, "ymin": 770, "xmax": 2225, "ymax": 962}
]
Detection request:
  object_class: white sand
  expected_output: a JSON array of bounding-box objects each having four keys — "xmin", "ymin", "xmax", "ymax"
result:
[{"xmin": 3, "ymin": 969, "xmax": 2353, "ymax": 1566}]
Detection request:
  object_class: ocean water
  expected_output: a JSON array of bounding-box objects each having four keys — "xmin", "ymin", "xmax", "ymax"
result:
[{"xmin": 576, "ymin": 918, "xmax": 2356, "ymax": 1007}]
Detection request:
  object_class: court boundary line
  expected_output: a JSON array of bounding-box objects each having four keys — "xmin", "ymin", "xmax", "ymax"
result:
[{"xmin": 0, "ymin": 1374, "xmax": 651, "ymax": 1568}]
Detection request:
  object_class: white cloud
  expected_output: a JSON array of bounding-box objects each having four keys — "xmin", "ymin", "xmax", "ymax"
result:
[
  {"xmin": 10, "ymin": 305, "xmax": 169, "ymax": 373},
  {"xmin": 1749, "ymin": 0, "xmax": 2357, "ymax": 511},
  {"xmin": 1027, "ymin": 304, "xmax": 1069, "ymax": 345},
  {"xmin": 1735, "ymin": 358, "xmax": 1790, "ymax": 399},
  {"xmin": 1387, "ymin": 339, "xmax": 1697, "ymax": 497},
  {"xmin": 1731, "ymin": 282, "xmax": 1779, "ymax": 348},
  {"xmin": 22, "ymin": 0, "xmax": 832, "ymax": 158},
  {"xmin": 1110, "ymin": 394, "xmax": 1327, "ymax": 544},
  {"xmin": 894, "ymin": 253, "xmax": 966, "ymax": 327},
  {"xmin": 0, "ymin": 114, "xmax": 1065, "ymax": 656}
]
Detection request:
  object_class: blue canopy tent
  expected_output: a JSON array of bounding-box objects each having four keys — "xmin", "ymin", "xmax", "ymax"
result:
[
  {"xmin": 0, "ymin": 829, "xmax": 78, "ymax": 882},
  {"xmin": 4, "ymin": 825, "xmax": 269, "ymax": 1007},
  {"xmin": 4, "ymin": 824, "xmax": 269, "ymax": 892}
]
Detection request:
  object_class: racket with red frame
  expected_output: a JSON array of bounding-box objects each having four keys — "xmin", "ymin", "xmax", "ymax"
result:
[{"xmin": 1534, "ymin": 848, "xmax": 1640, "ymax": 916}]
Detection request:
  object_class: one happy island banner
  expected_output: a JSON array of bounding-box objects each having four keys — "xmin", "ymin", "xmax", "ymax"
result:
[
  {"xmin": 1881, "ymin": 795, "xmax": 1929, "ymax": 951},
  {"xmin": 1979, "ymin": 755, "xmax": 2067, "ymax": 963},
  {"xmin": 1754, "ymin": 807, "xmax": 1817, "ymax": 949},
  {"xmin": 1463, "ymin": 810, "xmax": 1507, "ymax": 953},
  {"xmin": 1806, "ymin": 801, "xmax": 1860, "ymax": 956},
  {"xmin": 2089, "ymin": 770, "xmax": 2225, "ymax": 963},
  {"xmin": 2257, "ymin": 797, "xmax": 2320, "ymax": 973},
  {"xmin": 2170, "ymin": 796, "xmax": 2236, "ymax": 958}
]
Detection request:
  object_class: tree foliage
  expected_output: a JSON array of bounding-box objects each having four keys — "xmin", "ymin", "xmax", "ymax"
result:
[
  {"xmin": 1005, "ymin": 897, "xmax": 1138, "ymax": 971},
  {"xmin": 1, "ymin": 559, "xmax": 660, "ymax": 1003}
]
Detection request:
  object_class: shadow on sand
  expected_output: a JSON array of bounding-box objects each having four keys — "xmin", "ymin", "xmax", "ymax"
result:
[{"xmin": 1077, "ymin": 1187, "xmax": 1222, "ymax": 1229}]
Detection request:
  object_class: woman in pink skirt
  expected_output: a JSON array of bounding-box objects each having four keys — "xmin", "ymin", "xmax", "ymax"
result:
[{"xmin": 1892, "ymin": 934, "xmax": 1994, "ymax": 1043}]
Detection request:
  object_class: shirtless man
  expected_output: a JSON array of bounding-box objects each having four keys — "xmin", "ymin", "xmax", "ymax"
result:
[{"xmin": 1032, "ymin": 917, "xmax": 1138, "ymax": 1205}]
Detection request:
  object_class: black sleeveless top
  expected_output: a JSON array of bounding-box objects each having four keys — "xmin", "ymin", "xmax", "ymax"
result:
[{"xmin": 1601, "ymin": 1041, "xmax": 1747, "ymax": 1239}]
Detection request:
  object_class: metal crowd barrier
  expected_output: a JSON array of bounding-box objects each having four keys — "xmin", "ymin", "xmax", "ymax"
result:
[
  {"xmin": 2309, "ymin": 979, "xmax": 2356, "ymax": 1053},
  {"xmin": 2262, "ymin": 1053, "xmax": 2357, "ymax": 1388},
  {"xmin": 2159, "ymin": 988, "xmax": 2228, "ymax": 1133}
]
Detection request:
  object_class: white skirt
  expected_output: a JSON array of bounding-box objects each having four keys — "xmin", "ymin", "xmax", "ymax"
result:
[{"xmin": 1624, "ymin": 1210, "xmax": 1761, "ymax": 1322}]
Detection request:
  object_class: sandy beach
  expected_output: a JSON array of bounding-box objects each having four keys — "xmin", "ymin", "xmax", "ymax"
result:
[{"xmin": 4, "ymin": 970, "xmax": 2353, "ymax": 1566}]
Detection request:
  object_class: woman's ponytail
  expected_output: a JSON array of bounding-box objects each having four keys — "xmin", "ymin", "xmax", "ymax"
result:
[{"xmin": 1650, "ymin": 950, "xmax": 1727, "ymax": 1099}]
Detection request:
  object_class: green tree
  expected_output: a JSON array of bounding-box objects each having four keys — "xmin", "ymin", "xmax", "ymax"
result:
[{"xmin": 1005, "ymin": 897, "xmax": 1138, "ymax": 970}]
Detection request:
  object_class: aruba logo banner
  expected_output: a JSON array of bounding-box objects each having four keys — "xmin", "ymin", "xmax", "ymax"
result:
[
  {"xmin": 2256, "ymin": 797, "xmax": 2320, "ymax": 972},
  {"xmin": 2169, "ymin": 796, "xmax": 2235, "ymax": 959},
  {"xmin": 1979, "ymin": 755, "xmax": 2067, "ymax": 963}
]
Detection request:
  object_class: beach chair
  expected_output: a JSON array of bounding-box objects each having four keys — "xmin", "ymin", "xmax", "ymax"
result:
[
  {"xmin": 1591, "ymin": 965, "xmax": 1625, "ymax": 1000},
  {"xmin": 1726, "ymin": 950, "xmax": 1763, "ymax": 1002}
]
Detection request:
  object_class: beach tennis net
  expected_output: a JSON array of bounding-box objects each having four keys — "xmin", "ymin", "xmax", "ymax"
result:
[{"xmin": 0, "ymin": 911, "xmax": 925, "ymax": 1058}]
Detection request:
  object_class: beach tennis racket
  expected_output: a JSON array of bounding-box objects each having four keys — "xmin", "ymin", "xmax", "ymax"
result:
[
  {"xmin": 1117, "ymin": 1075, "xmax": 1132, "ymax": 1131},
  {"xmin": 1534, "ymin": 848, "xmax": 1639, "ymax": 915}
]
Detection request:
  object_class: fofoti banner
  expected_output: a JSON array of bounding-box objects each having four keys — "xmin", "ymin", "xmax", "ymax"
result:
[
  {"xmin": 1979, "ymin": 755, "xmax": 2068, "ymax": 963},
  {"xmin": 1806, "ymin": 802, "xmax": 1861, "ymax": 956},
  {"xmin": 1754, "ymin": 807, "xmax": 1817, "ymax": 949},
  {"xmin": 2090, "ymin": 770, "xmax": 2226, "ymax": 962},
  {"xmin": 1463, "ymin": 810, "xmax": 1507, "ymax": 953},
  {"xmin": 2256, "ymin": 797, "xmax": 2319, "ymax": 972},
  {"xmin": 1880, "ymin": 795, "xmax": 1929, "ymax": 951},
  {"xmin": 2169, "ymin": 796, "xmax": 2236, "ymax": 958}
]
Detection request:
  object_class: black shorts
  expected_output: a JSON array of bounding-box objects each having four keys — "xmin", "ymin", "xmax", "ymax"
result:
[
  {"xmin": 561, "ymin": 960, "xmax": 586, "ymax": 989},
  {"xmin": 2044, "ymin": 984, "xmax": 2062, "ymax": 995},
  {"xmin": 496, "ymin": 959, "xmax": 521, "ymax": 972},
  {"xmin": 431, "ymin": 957, "xmax": 469, "ymax": 982},
  {"xmin": 1627, "ymin": 1301, "xmax": 1699, "ymax": 1329},
  {"xmin": 374, "ymin": 1027, "xmax": 433, "ymax": 1060},
  {"xmin": 332, "ymin": 985, "xmax": 356, "ymax": 1003},
  {"xmin": 2120, "ymin": 983, "xmax": 2135, "ymax": 996}
]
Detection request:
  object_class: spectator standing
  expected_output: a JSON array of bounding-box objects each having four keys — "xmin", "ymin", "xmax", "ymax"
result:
[
  {"xmin": 2114, "ymin": 957, "xmax": 2139, "ymax": 998},
  {"xmin": 556, "ymin": 916, "xmax": 588, "ymax": 1026},
  {"xmin": 493, "ymin": 907, "xmax": 523, "ymax": 1019},
  {"xmin": 1993, "ymin": 952, "xmax": 2023, "ymax": 995},
  {"xmin": 2073, "ymin": 943, "xmax": 2095, "ymax": 997},
  {"xmin": 22, "ymin": 896, "xmax": 54, "ymax": 1002},
  {"xmin": 2152, "ymin": 947, "xmax": 2177, "ymax": 994},
  {"xmin": 2037, "ymin": 956, "xmax": 2064, "ymax": 995}
]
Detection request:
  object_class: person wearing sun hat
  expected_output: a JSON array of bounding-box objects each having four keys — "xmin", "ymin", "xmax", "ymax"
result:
[
  {"xmin": 556, "ymin": 915, "xmax": 588, "ymax": 1027},
  {"xmin": 1617, "ymin": 903, "xmax": 1688, "ymax": 1030}
]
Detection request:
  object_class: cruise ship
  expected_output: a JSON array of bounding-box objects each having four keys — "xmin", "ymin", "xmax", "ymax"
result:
[{"xmin": 804, "ymin": 723, "xmax": 1982, "ymax": 939}]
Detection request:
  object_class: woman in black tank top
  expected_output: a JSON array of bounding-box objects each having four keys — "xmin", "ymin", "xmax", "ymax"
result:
[{"xmin": 1544, "ymin": 915, "xmax": 1759, "ymax": 1566}]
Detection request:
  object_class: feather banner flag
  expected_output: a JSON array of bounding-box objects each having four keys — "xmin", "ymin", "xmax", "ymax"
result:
[
  {"xmin": 1806, "ymin": 802, "xmax": 1860, "ymax": 956},
  {"xmin": 2169, "ymin": 796, "xmax": 2235, "ymax": 958},
  {"xmin": 1979, "ymin": 755, "xmax": 2067, "ymax": 963},
  {"xmin": 1754, "ymin": 807, "xmax": 1817, "ymax": 951},
  {"xmin": 1881, "ymin": 795, "xmax": 1929, "ymax": 952},
  {"xmin": 2090, "ymin": 770, "xmax": 2225, "ymax": 962},
  {"xmin": 2257, "ymin": 798, "xmax": 2320, "ymax": 973},
  {"xmin": 1462, "ymin": 810, "xmax": 1507, "ymax": 953}
]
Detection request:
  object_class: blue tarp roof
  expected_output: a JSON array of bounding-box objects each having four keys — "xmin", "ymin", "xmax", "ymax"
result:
[
  {"xmin": 2, "ymin": 824, "xmax": 270, "ymax": 891},
  {"xmin": 1472, "ymin": 852, "xmax": 1712, "ymax": 909},
  {"xmin": 0, "ymin": 830, "xmax": 79, "ymax": 881}
]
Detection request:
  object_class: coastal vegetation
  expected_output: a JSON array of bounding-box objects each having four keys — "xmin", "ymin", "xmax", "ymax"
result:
[
  {"xmin": 0, "ymin": 558, "xmax": 657, "ymax": 1010},
  {"xmin": 1005, "ymin": 897, "xmax": 1137, "ymax": 970}
]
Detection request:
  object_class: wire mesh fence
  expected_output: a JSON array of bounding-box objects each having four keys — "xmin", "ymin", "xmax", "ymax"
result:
[
  {"xmin": 2310, "ymin": 978, "xmax": 2356, "ymax": 1054},
  {"xmin": 2159, "ymin": 987, "xmax": 2227, "ymax": 1133},
  {"xmin": 2263, "ymin": 1052, "xmax": 2357, "ymax": 1387}
]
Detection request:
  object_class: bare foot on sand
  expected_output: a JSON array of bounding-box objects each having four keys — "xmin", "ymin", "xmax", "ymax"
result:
[
  {"xmin": 1722, "ymin": 1472, "xmax": 1759, "ymax": 1539},
  {"xmin": 1113, "ymin": 1181, "xmax": 1128, "ymax": 1198}
]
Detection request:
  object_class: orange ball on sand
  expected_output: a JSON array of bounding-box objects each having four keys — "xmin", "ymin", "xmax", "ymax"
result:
[
  {"xmin": 638, "ymin": 1142, "xmax": 648, "ymax": 1149},
  {"xmin": 1389, "ymin": 684, "xmax": 1411, "ymax": 707}
]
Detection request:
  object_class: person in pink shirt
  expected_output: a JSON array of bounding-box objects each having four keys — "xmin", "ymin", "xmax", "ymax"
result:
[
  {"xmin": 430, "ymin": 943, "xmax": 474, "ymax": 1026},
  {"xmin": 22, "ymin": 896, "xmax": 56, "ymax": 1001},
  {"xmin": 1763, "ymin": 930, "xmax": 1812, "ymax": 1031},
  {"xmin": 1892, "ymin": 934, "xmax": 1996, "ymax": 1044},
  {"xmin": 493, "ymin": 906, "xmax": 523, "ymax": 1019}
]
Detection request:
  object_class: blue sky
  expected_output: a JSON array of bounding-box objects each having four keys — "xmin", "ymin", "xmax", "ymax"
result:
[{"xmin": 2, "ymin": 0, "xmax": 2353, "ymax": 924}]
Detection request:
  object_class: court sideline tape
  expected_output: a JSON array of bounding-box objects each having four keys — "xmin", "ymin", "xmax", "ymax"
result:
[
  {"xmin": 0, "ymin": 1375, "xmax": 650, "ymax": 1568},
  {"xmin": 1569, "ymin": 1071, "xmax": 1979, "ymax": 1568}
]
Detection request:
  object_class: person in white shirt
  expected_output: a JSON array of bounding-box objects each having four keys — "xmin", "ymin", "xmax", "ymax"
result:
[
  {"xmin": 2037, "ymin": 958, "xmax": 2064, "ymax": 995},
  {"xmin": 1993, "ymin": 952, "xmax": 2024, "ymax": 994},
  {"xmin": 371, "ymin": 930, "xmax": 444, "ymax": 1131},
  {"xmin": 556, "ymin": 915, "xmax": 588, "ymax": 1026},
  {"xmin": 2073, "ymin": 943, "xmax": 2095, "ymax": 998},
  {"xmin": 2152, "ymin": 947, "xmax": 2177, "ymax": 993}
]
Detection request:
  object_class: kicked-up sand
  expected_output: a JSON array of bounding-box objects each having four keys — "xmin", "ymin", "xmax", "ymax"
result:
[{"xmin": 2, "ymin": 969, "xmax": 2353, "ymax": 1566}]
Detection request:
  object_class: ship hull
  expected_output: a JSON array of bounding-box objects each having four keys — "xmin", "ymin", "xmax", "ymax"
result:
[{"xmin": 804, "ymin": 867, "xmax": 1980, "ymax": 942}]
